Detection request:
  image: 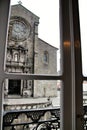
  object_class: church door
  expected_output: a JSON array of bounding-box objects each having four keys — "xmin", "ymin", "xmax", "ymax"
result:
[{"xmin": 8, "ymin": 80, "xmax": 21, "ymax": 95}]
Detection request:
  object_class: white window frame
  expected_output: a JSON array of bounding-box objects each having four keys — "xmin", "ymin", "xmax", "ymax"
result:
[{"xmin": 0, "ymin": 0, "xmax": 84, "ymax": 130}]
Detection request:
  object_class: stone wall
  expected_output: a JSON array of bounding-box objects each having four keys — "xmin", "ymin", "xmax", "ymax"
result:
[{"xmin": 5, "ymin": 4, "xmax": 58, "ymax": 99}]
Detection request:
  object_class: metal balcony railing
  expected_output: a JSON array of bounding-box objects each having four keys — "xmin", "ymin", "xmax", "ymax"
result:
[
  {"xmin": 3, "ymin": 105, "xmax": 87, "ymax": 130},
  {"xmin": 84, "ymin": 105, "xmax": 87, "ymax": 129},
  {"xmin": 3, "ymin": 107, "xmax": 60, "ymax": 130}
]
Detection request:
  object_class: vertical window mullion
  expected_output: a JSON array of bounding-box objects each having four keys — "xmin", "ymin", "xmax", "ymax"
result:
[
  {"xmin": 71, "ymin": 0, "xmax": 83, "ymax": 129},
  {"xmin": 60, "ymin": 0, "xmax": 83, "ymax": 130},
  {"xmin": 0, "ymin": 0, "xmax": 11, "ymax": 130},
  {"xmin": 60, "ymin": 0, "xmax": 72, "ymax": 129}
]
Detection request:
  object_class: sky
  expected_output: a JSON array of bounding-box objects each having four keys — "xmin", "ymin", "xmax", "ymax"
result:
[
  {"xmin": 11, "ymin": 0, "xmax": 60, "ymax": 71},
  {"xmin": 10, "ymin": 0, "xmax": 87, "ymax": 76},
  {"xmin": 11, "ymin": 0, "xmax": 60, "ymax": 49}
]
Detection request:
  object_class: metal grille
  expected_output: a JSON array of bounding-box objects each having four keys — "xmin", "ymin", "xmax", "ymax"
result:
[{"xmin": 3, "ymin": 107, "xmax": 60, "ymax": 130}]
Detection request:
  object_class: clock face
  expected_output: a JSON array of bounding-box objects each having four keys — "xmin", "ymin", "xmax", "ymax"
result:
[{"xmin": 10, "ymin": 20, "xmax": 31, "ymax": 41}]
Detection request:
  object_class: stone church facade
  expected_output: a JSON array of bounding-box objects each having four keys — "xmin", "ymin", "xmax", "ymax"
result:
[{"xmin": 4, "ymin": 4, "xmax": 58, "ymax": 109}]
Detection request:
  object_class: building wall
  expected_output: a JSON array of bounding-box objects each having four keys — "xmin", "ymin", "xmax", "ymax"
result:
[
  {"xmin": 38, "ymin": 38, "xmax": 57, "ymax": 74},
  {"xmin": 5, "ymin": 4, "xmax": 57, "ymax": 99},
  {"xmin": 34, "ymin": 38, "xmax": 57, "ymax": 97}
]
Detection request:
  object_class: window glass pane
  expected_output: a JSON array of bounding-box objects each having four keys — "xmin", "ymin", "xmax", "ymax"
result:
[
  {"xmin": 5, "ymin": 0, "xmax": 61, "ymax": 75},
  {"xmin": 4, "ymin": 78, "xmax": 61, "ymax": 129},
  {"xmin": 3, "ymin": 78, "xmax": 62, "ymax": 129},
  {"xmin": 79, "ymin": 0, "xmax": 87, "ymax": 76},
  {"xmin": 3, "ymin": 79, "xmax": 62, "ymax": 108},
  {"xmin": 83, "ymin": 81, "xmax": 87, "ymax": 129},
  {"xmin": 83, "ymin": 81, "xmax": 87, "ymax": 105},
  {"xmin": 3, "ymin": 1, "xmax": 61, "ymax": 129}
]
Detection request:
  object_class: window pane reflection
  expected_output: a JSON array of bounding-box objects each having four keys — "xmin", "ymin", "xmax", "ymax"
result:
[
  {"xmin": 3, "ymin": 79, "xmax": 62, "ymax": 110},
  {"xmin": 79, "ymin": 0, "xmax": 87, "ymax": 76},
  {"xmin": 5, "ymin": 0, "xmax": 61, "ymax": 75},
  {"xmin": 83, "ymin": 81, "xmax": 87, "ymax": 105}
]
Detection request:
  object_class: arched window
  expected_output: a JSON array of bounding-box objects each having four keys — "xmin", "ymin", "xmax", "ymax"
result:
[{"xmin": 44, "ymin": 51, "xmax": 49, "ymax": 63}]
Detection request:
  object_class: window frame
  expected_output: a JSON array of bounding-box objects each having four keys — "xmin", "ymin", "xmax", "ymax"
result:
[
  {"xmin": 59, "ymin": 0, "xmax": 83, "ymax": 129},
  {"xmin": 0, "ymin": 0, "xmax": 84, "ymax": 130}
]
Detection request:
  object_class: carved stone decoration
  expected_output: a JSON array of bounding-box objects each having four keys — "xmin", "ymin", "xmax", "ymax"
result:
[
  {"xmin": 23, "ymin": 89, "xmax": 32, "ymax": 97},
  {"xmin": 9, "ymin": 17, "xmax": 31, "ymax": 42}
]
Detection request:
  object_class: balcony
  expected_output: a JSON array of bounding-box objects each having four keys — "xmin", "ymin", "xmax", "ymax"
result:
[
  {"xmin": 3, "ymin": 107, "xmax": 60, "ymax": 130},
  {"xmin": 3, "ymin": 105, "xmax": 87, "ymax": 130},
  {"xmin": 4, "ymin": 98, "xmax": 53, "ymax": 111}
]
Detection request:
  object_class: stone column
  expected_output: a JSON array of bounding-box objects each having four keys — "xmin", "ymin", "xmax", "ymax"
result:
[{"xmin": 33, "ymin": 22, "xmax": 39, "ymax": 97}]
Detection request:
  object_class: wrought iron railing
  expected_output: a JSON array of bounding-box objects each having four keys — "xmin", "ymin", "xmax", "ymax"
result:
[
  {"xmin": 84, "ymin": 105, "xmax": 87, "ymax": 129},
  {"xmin": 3, "ymin": 107, "xmax": 60, "ymax": 130},
  {"xmin": 3, "ymin": 105, "xmax": 87, "ymax": 130}
]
